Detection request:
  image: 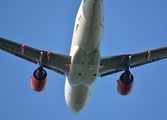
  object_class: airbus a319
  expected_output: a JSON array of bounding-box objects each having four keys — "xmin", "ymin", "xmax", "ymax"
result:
[{"xmin": 0, "ymin": 0, "xmax": 167, "ymax": 114}]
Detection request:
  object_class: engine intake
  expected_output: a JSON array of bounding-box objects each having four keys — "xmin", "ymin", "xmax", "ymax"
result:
[
  {"xmin": 117, "ymin": 71, "xmax": 134, "ymax": 95},
  {"xmin": 31, "ymin": 67, "xmax": 48, "ymax": 92}
]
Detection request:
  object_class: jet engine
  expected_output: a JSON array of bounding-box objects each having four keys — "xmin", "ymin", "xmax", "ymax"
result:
[
  {"xmin": 117, "ymin": 71, "xmax": 134, "ymax": 95},
  {"xmin": 31, "ymin": 67, "xmax": 48, "ymax": 92}
]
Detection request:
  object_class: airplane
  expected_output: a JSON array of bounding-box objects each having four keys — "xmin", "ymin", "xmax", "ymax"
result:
[{"xmin": 0, "ymin": 0, "xmax": 167, "ymax": 114}]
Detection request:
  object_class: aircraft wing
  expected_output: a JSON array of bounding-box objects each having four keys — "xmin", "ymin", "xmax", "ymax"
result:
[
  {"xmin": 99, "ymin": 47, "xmax": 167, "ymax": 77},
  {"xmin": 0, "ymin": 37, "xmax": 71, "ymax": 76}
]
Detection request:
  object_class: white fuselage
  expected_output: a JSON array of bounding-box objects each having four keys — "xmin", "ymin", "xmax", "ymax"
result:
[{"xmin": 65, "ymin": 0, "xmax": 104, "ymax": 113}]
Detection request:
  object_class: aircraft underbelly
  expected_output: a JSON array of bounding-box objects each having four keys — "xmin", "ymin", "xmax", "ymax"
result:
[
  {"xmin": 69, "ymin": 45, "xmax": 100, "ymax": 86},
  {"xmin": 65, "ymin": 79, "xmax": 92, "ymax": 113},
  {"xmin": 70, "ymin": 0, "xmax": 104, "ymax": 55},
  {"xmin": 68, "ymin": 0, "xmax": 103, "ymax": 86},
  {"xmin": 65, "ymin": 0, "xmax": 104, "ymax": 113}
]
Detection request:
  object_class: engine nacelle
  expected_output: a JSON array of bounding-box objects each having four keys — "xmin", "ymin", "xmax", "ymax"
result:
[
  {"xmin": 117, "ymin": 71, "xmax": 134, "ymax": 95},
  {"xmin": 31, "ymin": 67, "xmax": 48, "ymax": 92}
]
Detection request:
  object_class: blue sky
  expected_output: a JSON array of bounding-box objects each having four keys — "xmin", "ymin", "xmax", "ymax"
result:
[{"xmin": 0, "ymin": 0, "xmax": 167, "ymax": 120}]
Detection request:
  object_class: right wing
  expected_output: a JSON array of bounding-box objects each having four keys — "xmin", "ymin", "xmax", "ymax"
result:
[
  {"xmin": 99, "ymin": 46, "xmax": 167, "ymax": 77},
  {"xmin": 0, "ymin": 37, "xmax": 71, "ymax": 76}
]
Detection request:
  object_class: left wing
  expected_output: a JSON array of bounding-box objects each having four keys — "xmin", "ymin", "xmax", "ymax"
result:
[
  {"xmin": 99, "ymin": 47, "xmax": 167, "ymax": 77},
  {"xmin": 0, "ymin": 37, "xmax": 71, "ymax": 75}
]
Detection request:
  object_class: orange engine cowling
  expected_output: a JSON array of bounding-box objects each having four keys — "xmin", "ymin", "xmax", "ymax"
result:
[
  {"xmin": 31, "ymin": 67, "xmax": 48, "ymax": 92},
  {"xmin": 117, "ymin": 71, "xmax": 134, "ymax": 95}
]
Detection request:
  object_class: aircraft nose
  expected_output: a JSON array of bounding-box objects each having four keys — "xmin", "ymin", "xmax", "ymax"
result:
[{"xmin": 70, "ymin": 102, "xmax": 85, "ymax": 114}]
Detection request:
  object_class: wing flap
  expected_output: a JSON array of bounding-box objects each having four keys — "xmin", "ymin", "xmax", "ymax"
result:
[
  {"xmin": 0, "ymin": 37, "xmax": 40, "ymax": 64},
  {"xmin": 99, "ymin": 47, "xmax": 167, "ymax": 77},
  {"xmin": 0, "ymin": 37, "xmax": 71, "ymax": 75},
  {"xmin": 130, "ymin": 47, "xmax": 167, "ymax": 67}
]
